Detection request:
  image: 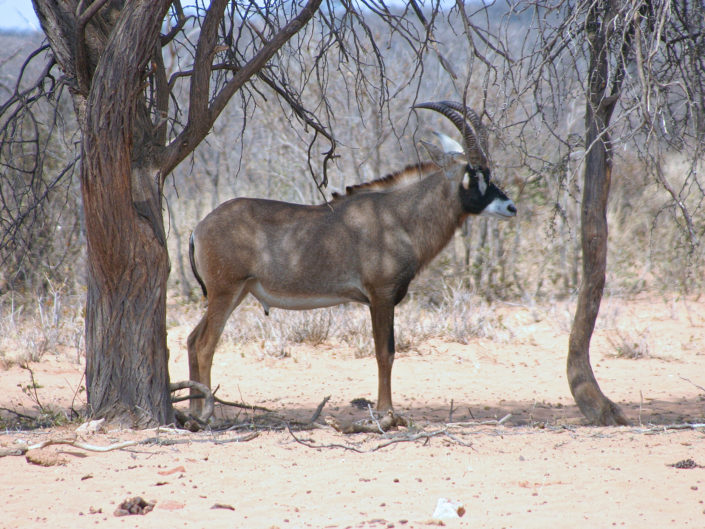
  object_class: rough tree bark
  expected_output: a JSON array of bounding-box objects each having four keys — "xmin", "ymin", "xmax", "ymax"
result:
[
  {"xmin": 34, "ymin": 0, "xmax": 173, "ymax": 426},
  {"xmin": 567, "ymin": 2, "xmax": 628, "ymax": 426},
  {"xmin": 81, "ymin": 2, "xmax": 172, "ymax": 425}
]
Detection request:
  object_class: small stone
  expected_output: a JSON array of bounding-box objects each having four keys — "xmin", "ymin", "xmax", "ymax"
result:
[
  {"xmin": 25, "ymin": 449, "xmax": 67, "ymax": 467},
  {"xmin": 432, "ymin": 498, "xmax": 465, "ymax": 519}
]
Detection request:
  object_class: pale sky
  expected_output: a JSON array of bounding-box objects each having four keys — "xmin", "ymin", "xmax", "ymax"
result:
[
  {"xmin": 0, "ymin": 1, "xmax": 457, "ymax": 33},
  {"xmin": 0, "ymin": 0, "xmax": 40, "ymax": 32}
]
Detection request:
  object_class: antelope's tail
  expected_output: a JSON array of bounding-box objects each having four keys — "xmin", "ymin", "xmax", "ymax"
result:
[{"xmin": 189, "ymin": 232, "xmax": 208, "ymax": 298}]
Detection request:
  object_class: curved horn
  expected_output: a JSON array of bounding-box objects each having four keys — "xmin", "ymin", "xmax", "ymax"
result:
[
  {"xmin": 414, "ymin": 101, "xmax": 489, "ymax": 168},
  {"xmin": 438, "ymin": 101, "xmax": 489, "ymax": 160}
]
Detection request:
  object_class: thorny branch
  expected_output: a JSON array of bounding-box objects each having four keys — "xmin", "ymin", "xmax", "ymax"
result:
[
  {"xmin": 169, "ymin": 379, "xmax": 215, "ymax": 425},
  {"xmin": 409, "ymin": 0, "xmax": 457, "ymax": 79}
]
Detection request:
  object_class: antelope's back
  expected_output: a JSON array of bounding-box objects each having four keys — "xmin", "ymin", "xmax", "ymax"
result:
[{"xmin": 190, "ymin": 187, "xmax": 434, "ymax": 299}]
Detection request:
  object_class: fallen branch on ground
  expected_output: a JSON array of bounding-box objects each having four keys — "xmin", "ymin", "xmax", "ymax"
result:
[
  {"xmin": 679, "ymin": 376, "xmax": 705, "ymax": 394},
  {"xmin": 637, "ymin": 423, "xmax": 705, "ymax": 434},
  {"xmin": 286, "ymin": 422, "xmax": 470, "ymax": 452},
  {"xmin": 0, "ymin": 431, "xmax": 260, "ymax": 458},
  {"xmin": 0, "ymin": 437, "xmax": 139, "ymax": 457},
  {"xmin": 446, "ymin": 413, "xmax": 513, "ymax": 428},
  {"xmin": 0, "ymin": 406, "xmax": 37, "ymax": 421},
  {"xmin": 217, "ymin": 395, "xmax": 331, "ymax": 432},
  {"xmin": 308, "ymin": 395, "xmax": 331, "ymax": 423},
  {"xmin": 213, "ymin": 395, "xmax": 273, "ymax": 413},
  {"xmin": 169, "ymin": 380, "xmax": 214, "ymax": 425},
  {"xmin": 325, "ymin": 409, "xmax": 409, "ymax": 434}
]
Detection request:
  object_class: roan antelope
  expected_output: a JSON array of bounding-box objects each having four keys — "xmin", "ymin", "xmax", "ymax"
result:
[{"xmin": 187, "ymin": 101, "xmax": 516, "ymax": 419}]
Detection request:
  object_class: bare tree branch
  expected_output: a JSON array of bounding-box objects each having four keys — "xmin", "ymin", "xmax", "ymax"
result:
[
  {"xmin": 74, "ymin": 0, "xmax": 112, "ymax": 94},
  {"xmin": 161, "ymin": 0, "xmax": 324, "ymax": 178}
]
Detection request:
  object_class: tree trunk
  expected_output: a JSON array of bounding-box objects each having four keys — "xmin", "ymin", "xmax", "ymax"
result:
[
  {"xmin": 78, "ymin": 0, "xmax": 173, "ymax": 427},
  {"xmin": 567, "ymin": 2, "xmax": 628, "ymax": 426},
  {"xmin": 84, "ymin": 219, "xmax": 172, "ymax": 427},
  {"xmin": 567, "ymin": 152, "xmax": 627, "ymax": 425},
  {"xmin": 31, "ymin": 0, "xmax": 322, "ymax": 426}
]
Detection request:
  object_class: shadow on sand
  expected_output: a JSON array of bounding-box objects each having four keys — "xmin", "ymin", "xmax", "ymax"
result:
[{"xmin": 200, "ymin": 395, "xmax": 705, "ymax": 430}]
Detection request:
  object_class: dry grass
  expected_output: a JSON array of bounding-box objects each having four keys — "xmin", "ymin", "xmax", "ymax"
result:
[
  {"xmin": 0, "ymin": 271, "xmax": 690, "ymax": 374},
  {"xmin": 0, "ymin": 282, "xmax": 84, "ymax": 367},
  {"xmin": 606, "ymin": 327, "xmax": 651, "ymax": 359},
  {"xmin": 176, "ymin": 277, "xmax": 514, "ymax": 360}
]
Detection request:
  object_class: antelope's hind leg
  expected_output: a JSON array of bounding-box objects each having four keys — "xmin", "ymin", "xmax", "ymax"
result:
[{"xmin": 186, "ymin": 282, "xmax": 248, "ymax": 417}]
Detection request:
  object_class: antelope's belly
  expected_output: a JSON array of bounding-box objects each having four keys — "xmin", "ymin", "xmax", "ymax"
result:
[{"xmin": 248, "ymin": 280, "xmax": 363, "ymax": 312}]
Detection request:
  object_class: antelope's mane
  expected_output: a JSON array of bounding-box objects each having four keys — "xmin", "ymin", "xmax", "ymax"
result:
[{"xmin": 331, "ymin": 162, "xmax": 438, "ymax": 200}]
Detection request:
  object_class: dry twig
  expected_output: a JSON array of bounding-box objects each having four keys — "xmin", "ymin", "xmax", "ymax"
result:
[
  {"xmin": 446, "ymin": 413, "xmax": 513, "ymax": 427},
  {"xmin": 679, "ymin": 377, "xmax": 705, "ymax": 394},
  {"xmin": 0, "ymin": 431, "xmax": 260, "ymax": 459},
  {"xmin": 637, "ymin": 423, "xmax": 705, "ymax": 434},
  {"xmin": 287, "ymin": 422, "xmax": 471, "ymax": 453}
]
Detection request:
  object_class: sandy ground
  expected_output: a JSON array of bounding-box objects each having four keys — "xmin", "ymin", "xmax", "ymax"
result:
[{"xmin": 1, "ymin": 295, "xmax": 705, "ymax": 528}]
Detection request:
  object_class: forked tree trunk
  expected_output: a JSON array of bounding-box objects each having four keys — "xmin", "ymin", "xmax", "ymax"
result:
[
  {"xmin": 76, "ymin": 0, "xmax": 173, "ymax": 426},
  {"xmin": 567, "ymin": 2, "xmax": 628, "ymax": 426}
]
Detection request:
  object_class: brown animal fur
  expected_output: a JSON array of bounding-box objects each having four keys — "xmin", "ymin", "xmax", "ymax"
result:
[{"xmin": 332, "ymin": 162, "xmax": 438, "ymax": 199}]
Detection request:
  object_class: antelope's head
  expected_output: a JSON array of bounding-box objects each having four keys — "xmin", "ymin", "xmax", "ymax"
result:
[{"xmin": 415, "ymin": 101, "xmax": 517, "ymax": 219}]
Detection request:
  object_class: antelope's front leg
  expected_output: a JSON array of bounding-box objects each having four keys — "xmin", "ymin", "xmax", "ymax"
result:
[{"xmin": 370, "ymin": 301, "xmax": 395, "ymax": 412}]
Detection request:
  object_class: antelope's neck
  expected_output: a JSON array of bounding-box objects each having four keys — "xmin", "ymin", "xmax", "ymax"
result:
[{"xmin": 404, "ymin": 176, "xmax": 465, "ymax": 269}]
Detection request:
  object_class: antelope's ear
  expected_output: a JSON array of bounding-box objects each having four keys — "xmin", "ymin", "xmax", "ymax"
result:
[
  {"xmin": 419, "ymin": 140, "xmax": 466, "ymax": 169},
  {"xmin": 432, "ymin": 131, "xmax": 464, "ymax": 154}
]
